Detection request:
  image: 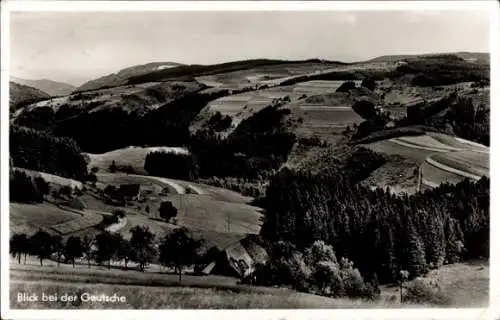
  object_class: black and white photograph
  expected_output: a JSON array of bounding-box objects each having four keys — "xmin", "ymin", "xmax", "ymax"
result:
[{"xmin": 1, "ymin": 1, "xmax": 497, "ymax": 317}]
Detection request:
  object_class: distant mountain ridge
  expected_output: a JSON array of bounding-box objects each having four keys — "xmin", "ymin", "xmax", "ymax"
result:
[
  {"xmin": 74, "ymin": 52, "xmax": 488, "ymax": 93},
  {"xmin": 75, "ymin": 61, "xmax": 185, "ymax": 92},
  {"xmin": 11, "ymin": 76, "xmax": 76, "ymax": 97},
  {"xmin": 364, "ymin": 52, "xmax": 489, "ymax": 64}
]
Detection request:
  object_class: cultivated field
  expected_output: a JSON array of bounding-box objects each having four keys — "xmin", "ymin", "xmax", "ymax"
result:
[
  {"xmin": 420, "ymin": 161, "xmax": 467, "ymax": 188},
  {"xmin": 191, "ymin": 80, "xmax": 366, "ymax": 139},
  {"xmin": 363, "ymin": 133, "xmax": 489, "ymax": 190},
  {"xmin": 10, "ymin": 203, "xmax": 103, "ymax": 236}
]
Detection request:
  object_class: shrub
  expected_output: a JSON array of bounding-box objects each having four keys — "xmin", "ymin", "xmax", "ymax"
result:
[
  {"xmin": 403, "ymin": 278, "xmax": 452, "ymax": 306},
  {"xmin": 33, "ymin": 176, "xmax": 50, "ymax": 195},
  {"xmin": 312, "ymin": 261, "xmax": 344, "ymax": 296},
  {"xmin": 159, "ymin": 201, "xmax": 178, "ymax": 222},
  {"xmin": 85, "ymin": 173, "xmax": 98, "ymax": 183},
  {"xmin": 59, "ymin": 185, "xmax": 73, "ymax": 197},
  {"xmin": 109, "ymin": 160, "xmax": 117, "ymax": 173},
  {"xmin": 361, "ymin": 78, "xmax": 377, "ymax": 91},
  {"xmin": 207, "ymin": 112, "xmax": 233, "ymax": 132}
]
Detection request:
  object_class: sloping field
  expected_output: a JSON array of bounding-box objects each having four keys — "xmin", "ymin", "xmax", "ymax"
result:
[
  {"xmin": 14, "ymin": 80, "xmax": 203, "ymax": 117},
  {"xmin": 391, "ymin": 135, "xmax": 462, "ymax": 152},
  {"xmin": 96, "ymin": 173, "xmax": 184, "ymax": 194},
  {"xmin": 297, "ymin": 107, "xmax": 364, "ymax": 128},
  {"xmin": 86, "ymin": 146, "xmax": 189, "ymax": 174},
  {"xmin": 160, "ymin": 194, "xmax": 261, "ymax": 235},
  {"xmin": 364, "ymin": 133, "xmax": 489, "ymax": 190},
  {"xmin": 10, "ymin": 203, "xmax": 89, "ymax": 235},
  {"xmin": 15, "ymin": 168, "xmax": 83, "ymax": 190},
  {"xmin": 94, "ymin": 172, "xmax": 263, "ymax": 237},
  {"xmin": 293, "ymin": 80, "xmax": 362, "ymax": 94},
  {"xmin": 412, "ymin": 260, "xmax": 489, "ymax": 307},
  {"xmin": 427, "ymin": 150, "xmax": 489, "ymax": 180},
  {"xmin": 364, "ymin": 134, "xmax": 465, "ymax": 163},
  {"xmin": 50, "ymin": 209, "xmax": 103, "ymax": 235},
  {"xmin": 194, "ymin": 62, "xmax": 340, "ymax": 89},
  {"xmin": 428, "ymin": 133, "xmax": 489, "ymax": 153},
  {"xmin": 420, "ymin": 161, "xmax": 467, "ymax": 188},
  {"xmin": 11, "ymin": 259, "xmax": 484, "ymax": 308}
]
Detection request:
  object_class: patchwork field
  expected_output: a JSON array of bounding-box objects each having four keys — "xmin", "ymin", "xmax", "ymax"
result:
[
  {"xmin": 191, "ymin": 80, "xmax": 367, "ymax": 139},
  {"xmin": 194, "ymin": 62, "xmax": 343, "ymax": 89},
  {"xmin": 363, "ymin": 133, "xmax": 489, "ymax": 191},
  {"xmin": 10, "ymin": 202, "xmax": 103, "ymax": 236}
]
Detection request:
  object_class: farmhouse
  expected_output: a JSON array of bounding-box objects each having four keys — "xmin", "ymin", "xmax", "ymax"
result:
[{"xmin": 201, "ymin": 236, "xmax": 270, "ymax": 278}]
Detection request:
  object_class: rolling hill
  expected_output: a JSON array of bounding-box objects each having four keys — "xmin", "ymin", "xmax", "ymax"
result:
[
  {"xmin": 11, "ymin": 52, "xmax": 489, "ymax": 189},
  {"xmin": 75, "ymin": 62, "xmax": 184, "ymax": 92},
  {"xmin": 9, "ymin": 81, "xmax": 50, "ymax": 112},
  {"xmin": 11, "ymin": 76, "xmax": 76, "ymax": 97}
]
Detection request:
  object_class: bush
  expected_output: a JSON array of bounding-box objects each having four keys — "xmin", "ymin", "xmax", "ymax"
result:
[
  {"xmin": 59, "ymin": 186, "xmax": 73, "ymax": 197},
  {"xmin": 207, "ymin": 112, "xmax": 233, "ymax": 132},
  {"xmin": 361, "ymin": 78, "xmax": 377, "ymax": 91},
  {"xmin": 33, "ymin": 176, "xmax": 50, "ymax": 195},
  {"xmin": 159, "ymin": 201, "xmax": 178, "ymax": 222},
  {"xmin": 403, "ymin": 279, "xmax": 452, "ymax": 306}
]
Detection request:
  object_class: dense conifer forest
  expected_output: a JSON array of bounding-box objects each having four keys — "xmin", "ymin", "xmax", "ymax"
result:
[{"xmin": 260, "ymin": 150, "xmax": 489, "ymax": 284}]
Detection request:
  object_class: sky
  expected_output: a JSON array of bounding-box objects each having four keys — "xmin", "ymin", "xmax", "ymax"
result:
[{"xmin": 10, "ymin": 10, "xmax": 491, "ymax": 86}]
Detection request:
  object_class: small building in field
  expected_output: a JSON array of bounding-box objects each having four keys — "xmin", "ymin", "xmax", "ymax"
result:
[{"xmin": 200, "ymin": 236, "xmax": 270, "ymax": 278}]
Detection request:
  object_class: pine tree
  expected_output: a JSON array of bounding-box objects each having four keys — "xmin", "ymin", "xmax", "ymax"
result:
[{"xmin": 402, "ymin": 224, "xmax": 427, "ymax": 278}]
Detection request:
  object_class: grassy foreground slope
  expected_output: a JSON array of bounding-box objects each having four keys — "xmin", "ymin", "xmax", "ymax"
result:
[{"xmin": 10, "ymin": 257, "xmax": 488, "ymax": 308}]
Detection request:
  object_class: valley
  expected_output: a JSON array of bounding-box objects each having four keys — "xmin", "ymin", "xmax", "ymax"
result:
[{"xmin": 9, "ymin": 52, "xmax": 490, "ymax": 308}]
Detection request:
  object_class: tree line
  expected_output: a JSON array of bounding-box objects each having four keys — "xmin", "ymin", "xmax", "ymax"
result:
[
  {"xmin": 10, "ymin": 226, "xmax": 203, "ymax": 283},
  {"xmin": 260, "ymin": 148, "xmax": 489, "ymax": 285}
]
